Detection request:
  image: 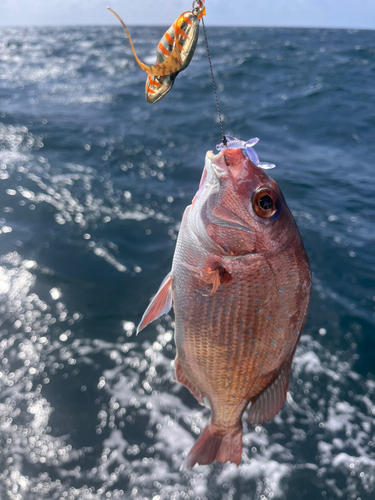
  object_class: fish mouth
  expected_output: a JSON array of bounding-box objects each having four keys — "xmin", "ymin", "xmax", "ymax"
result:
[
  {"xmin": 204, "ymin": 151, "xmax": 253, "ymax": 236},
  {"xmin": 206, "ymin": 150, "xmax": 226, "ymax": 178},
  {"xmin": 206, "ymin": 148, "xmax": 248, "ymax": 179},
  {"xmin": 191, "ymin": 152, "xmax": 256, "ymax": 258}
]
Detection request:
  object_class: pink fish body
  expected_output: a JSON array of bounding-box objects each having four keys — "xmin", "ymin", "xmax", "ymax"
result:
[{"xmin": 138, "ymin": 145, "xmax": 311, "ymax": 468}]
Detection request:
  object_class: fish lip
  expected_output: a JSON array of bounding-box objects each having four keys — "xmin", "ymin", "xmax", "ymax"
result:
[
  {"xmin": 206, "ymin": 150, "xmax": 226, "ymax": 178},
  {"xmin": 205, "ymin": 151, "xmax": 254, "ymax": 236},
  {"xmin": 202, "ymin": 150, "xmax": 262, "ymax": 258},
  {"xmin": 204, "ymin": 151, "xmax": 214, "ymax": 179}
]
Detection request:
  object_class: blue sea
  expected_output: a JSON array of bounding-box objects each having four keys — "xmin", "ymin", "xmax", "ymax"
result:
[{"xmin": 0, "ymin": 24, "xmax": 374, "ymax": 500}]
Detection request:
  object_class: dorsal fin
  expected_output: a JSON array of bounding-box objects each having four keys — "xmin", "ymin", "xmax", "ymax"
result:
[
  {"xmin": 247, "ymin": 358, "xmax": 293, "ymax": 425},
  {"xmin": 137, "ymin": 272, "xmax": 173, "ymax": 334}
]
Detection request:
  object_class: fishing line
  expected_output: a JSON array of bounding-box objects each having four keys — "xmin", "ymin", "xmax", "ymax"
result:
[{"xmin": 198, "ymin": 8, "xmax": 227, "ymax": 146}]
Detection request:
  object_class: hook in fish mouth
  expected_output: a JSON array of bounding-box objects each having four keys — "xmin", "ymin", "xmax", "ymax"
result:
[{"xmin": 216, "ymin": 135, "xmax": 276, "ymax": 170}]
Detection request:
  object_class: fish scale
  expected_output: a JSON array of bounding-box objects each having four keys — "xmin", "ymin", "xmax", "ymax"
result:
[{"xmin": 175, "ymin": 232, "xmax": 291, "ymax": 421}]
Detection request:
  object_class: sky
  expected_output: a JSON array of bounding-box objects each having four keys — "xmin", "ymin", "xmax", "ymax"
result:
[{"xmin": 1, "ymin": 0, "xmax": 375, "ymax": 29}]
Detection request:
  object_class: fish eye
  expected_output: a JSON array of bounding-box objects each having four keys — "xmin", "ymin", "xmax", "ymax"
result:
[{"xmin": 252, "ymin": 187, "xmax": 278, "ymax": 219}]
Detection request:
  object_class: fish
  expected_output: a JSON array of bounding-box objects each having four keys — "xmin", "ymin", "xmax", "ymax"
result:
[
  {"xmin": 108, "ymin": 1, "xmax": 206, "ymax": 104},
  {"xmin": 137, "ymin": 136, "xmax": 312, "ymax": 468}
]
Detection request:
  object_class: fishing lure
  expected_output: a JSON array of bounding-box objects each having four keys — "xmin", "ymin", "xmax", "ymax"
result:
[
  {"xmin": 217, "ymin": 135, "xmax": 276, "ymax": 169},
  {"xmin": 108, "ymin": 1, "xmax": 206, "ymax": 104}
]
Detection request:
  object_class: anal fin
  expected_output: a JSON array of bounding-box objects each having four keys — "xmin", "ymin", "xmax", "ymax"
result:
[
  {"xmin": 247, "ymin": 360, "xmax": 292, "ymax": 425},
  {"xmin": 175, "ymin": 357, "xmax": 203, "ymax": 405},
  {"xmin": 137, "ymin": 272, "xmax": 172, "ymax": 334}
]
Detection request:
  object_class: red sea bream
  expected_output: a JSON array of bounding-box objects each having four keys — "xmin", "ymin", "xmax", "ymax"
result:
[{"xmin": 138, "ymin": 137, "xmax": 312, "ymax": 468}]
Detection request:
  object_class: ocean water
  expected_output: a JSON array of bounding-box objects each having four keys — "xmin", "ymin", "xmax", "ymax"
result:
[{"xmin": 0, "ymin": 23, "xmax": 374, "ymax": 500}]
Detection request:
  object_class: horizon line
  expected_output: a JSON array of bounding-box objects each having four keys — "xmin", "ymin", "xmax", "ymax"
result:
[{"xmin": 0, "ymin": 23, "xmax": 374, "ymax": 32}]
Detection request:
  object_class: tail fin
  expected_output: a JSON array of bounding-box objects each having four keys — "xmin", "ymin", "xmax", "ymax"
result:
[{"xmin": 181, "ymin": 421, "xmax": 243, "ymax": 469}]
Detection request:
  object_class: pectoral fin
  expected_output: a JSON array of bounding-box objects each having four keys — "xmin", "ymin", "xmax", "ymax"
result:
[
  {"xmin": 180, "ymin": 263, "xmax": 230, "ymax": 296},
  {"xmin": 137, "ymin": 272, "xmax": 173, "ymax": 334}
]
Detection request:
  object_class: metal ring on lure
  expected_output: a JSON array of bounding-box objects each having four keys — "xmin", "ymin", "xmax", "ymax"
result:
[
  {"xmin": 192, "ymin": 0, "xmax": 206, "ymax": 18},
  {"xmin": 216, "ymin": 135, "xmax": 276, "ymax": 170},
  {"xmin": 108, "ymin": 7, "xmax": 184, "ymax": 77}
]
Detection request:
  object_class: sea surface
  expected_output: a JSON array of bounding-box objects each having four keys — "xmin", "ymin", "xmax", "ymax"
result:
[{"xmin": 0, "ymin": 24, "xmax": 374, "ymax": 500}]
